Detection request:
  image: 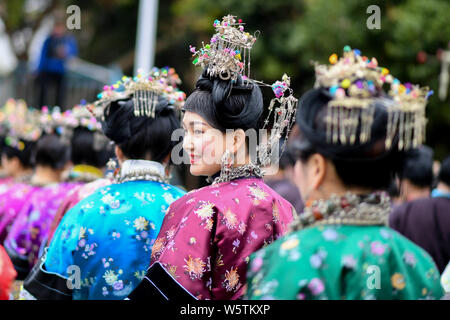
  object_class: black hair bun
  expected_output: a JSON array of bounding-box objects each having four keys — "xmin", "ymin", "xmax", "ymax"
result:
[
  {"xmin": 154, "ymin": 96, "xmax": 175, "ymax": 116},
  {"xmin": 195, "ymin": 69, "xmax": 215, "ymax": 92},
  {"xmin": 101, "ymin": 95, "xmax": 177, "ymax": 145},
  {"xmin": 188, "ymin": 68, "xmax": 263, "ymax": 131},
  {"xmin": 101, "ymin": 99, "xmax": 133, "ymax": 144},
  {"xmin": 33, "ymin": 134, "xmax": 70, "ymax": 169},
  {"xmin": 439, "ymin": 155, "xmax": 450, "ymax": 186}
]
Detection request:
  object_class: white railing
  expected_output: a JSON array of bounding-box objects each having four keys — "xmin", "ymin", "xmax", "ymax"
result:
[{"xmin": 0, "ymin": 59, "xmax": 122, "ymax": 109}]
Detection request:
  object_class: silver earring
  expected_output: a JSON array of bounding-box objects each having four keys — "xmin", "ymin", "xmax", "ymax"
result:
[
  {"xmin": 106, "ymin": 158, "xmax": 118, "ymax": 180},
  {"xmin": 219, "ymin": 150, "xmax": 234, "ymax": 181}
]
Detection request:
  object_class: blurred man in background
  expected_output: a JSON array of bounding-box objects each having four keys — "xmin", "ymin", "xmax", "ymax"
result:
[
  {"xmin": 264, "ymin": 146, "xmax": 304, "ymax": 215},
  {"xmin": 36, "ymin": 14, "xmax": 78, "ymax": 108},
  {"xmin": 398, "ymin": 146, "xmax": 434, "ymax": 202},
  {"xmin": 390, "ymin": 154, "xmax": 450, "ymax": 273}
]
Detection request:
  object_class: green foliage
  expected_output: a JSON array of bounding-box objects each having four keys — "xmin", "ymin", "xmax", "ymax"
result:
[
  {"xmin": 3, "ymin": 0, "xmax": 25, "ymax": 30},
  {"xmin": 3, "ymin": 0, "xmax": 449, "ymax": 158},
  {"xmin": 165, "ymin": 0, "xmax": 450, "ymax": 159}
]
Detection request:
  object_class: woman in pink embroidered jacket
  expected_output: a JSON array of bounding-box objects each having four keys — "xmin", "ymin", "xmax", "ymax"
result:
[
  {"xmin": 4, "ymin": 181, "xmax": 78, "ymax": 276},
  {"xmin": 0, "ymin": 182, "xmax": 39, "ymax": 242},
  {"xmin": 151, "ymin": 177, "xmax": 294, "ymax": 300},
  {"xmin": 2, "ymin": 134, "xmax": 77, "ymax": 279},
  {"xmin": 0, "ymin": 176, "xmax": 14, "ymax": 194},
  {"xmin": 145, "ymin": 66, "xmax": 296, "ymax": 300},
  {"xmin": 40, "ymin": 124, "xmax": 113, "ymax": 251},
  {"xmin": 0, "ymin": 136, "xmax": 37, "ymax": 242}
]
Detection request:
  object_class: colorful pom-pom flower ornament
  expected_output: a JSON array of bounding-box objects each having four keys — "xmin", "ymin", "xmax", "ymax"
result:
[
  {"xmin": 92, "ymin": 67, "xmax": 186, "ymax": 119},
  {"xmin": 0, "ymin": 99, "xmax": 42, "ymax": 151},
  {"xmin": 189, "ymin": 15, "xmax": 257, "ymax": 82},
  {"xmin": 314, "ymin": 46, "xmax": 432, "ymax": 150}
]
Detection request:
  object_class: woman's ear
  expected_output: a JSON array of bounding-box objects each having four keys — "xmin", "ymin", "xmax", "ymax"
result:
[
  {"xmin": 231, "ymin": 129, "xmax": 246, "ymax": 152},
  {"xmin": 224, "ymin": 129, "xmax": 246, "ymax": 154},
  {"xmin": 162, "ymin": 153, "xmax": 172, "ymax": 176},
  {"xmin": 231, "ymin": 129, "xmax": 247, "ymax": 165},
  {"xmin": 64, "ymin": 160, "xmax": 73, "ymax": 171},
  {"xmin": 309, "ymin": 153, "xmax": 327, "ymax": 190},
  {"xmin": 115, "ymin": 146, "xmax": 126, "ymax": 164},
  {"xmin": 162, "ymin": 153, "xmax": 171, "ymax": 165}
]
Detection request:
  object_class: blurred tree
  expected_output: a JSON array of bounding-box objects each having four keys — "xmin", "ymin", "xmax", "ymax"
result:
[
  {"xmin": 0, "ymin": 0, "xmax": 58, "ymax": 61},
  {"xmin": 2, "ymin": 0, "xmax": 448, "ymax": 158},
  {"xmin": 162, "ymin": 0, "xmax": 450, "ymax": 159},
  {"xmin": 58, "ymin": 0, "xmax": 139, "ymax": 72}
]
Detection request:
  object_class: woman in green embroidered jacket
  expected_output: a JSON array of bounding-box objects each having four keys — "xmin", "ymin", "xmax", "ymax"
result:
[{"xmin": 245, "ymin": 48, "xmax": 444, "ymax": 300}]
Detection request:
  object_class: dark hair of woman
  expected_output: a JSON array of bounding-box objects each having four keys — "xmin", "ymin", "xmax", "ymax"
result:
[
  {"xmin": 438, "ymin": 155, "xmax": 450, "ymax": 187},
  {"xmin": 33, "ymin": 134, "xmax": 70, "ymax": 169},
  {"xmin": 2, "ymin": 140, "xmax": 36, "ymax": 169},
  {"xmin": 70, "ymin": 126, "xmax": 109, "ymax": 168},
  {"xmin": 402, "ymin": 146, "xmax": 434, "ymax": 188},
  {"xmin": 292, "ymin": 88, "xmax": 405, "ymax": 191},
  {"xmin": 387, "ymin": 178, "xmax": 400, "ymax": 198},
  {"xmin": 96, "ymin": 145, "xmax": 116, "ymax": 168},
  {"xmin": 278, "ymin": 141, "xmax": 296, "ymax": 170},
  {"xmin": 183, "ymin": 68, "xmax": 264, "ymax": 132},
  {"xmin": 0, "ymin": 135, "xmax": 4, "ymax": 158},
  {"xmin": 101, "ymin": 95, "xmax": 181, "ymax": 163}
]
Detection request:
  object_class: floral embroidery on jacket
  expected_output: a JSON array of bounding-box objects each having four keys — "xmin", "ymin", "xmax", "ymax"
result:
[
  {"xmin": 150, "ymin": 178, "xmax": 294, "ymax": 300},
  {"xmin": 42, "ymin": 180, "xmax": 185, "ymax": 300}
]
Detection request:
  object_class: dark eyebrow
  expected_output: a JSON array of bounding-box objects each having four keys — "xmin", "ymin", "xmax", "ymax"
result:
[
  {"xmin": 182, "ymin": 118, "xmax": 210, "ymax": 130},
  {"xmin": 188, "ymin": 121, "xmax": 208, "ymax": 128}
]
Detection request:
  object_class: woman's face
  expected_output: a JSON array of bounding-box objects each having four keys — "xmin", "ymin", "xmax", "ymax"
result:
[
  {"xmin": 1, "ymin": 155, "xmax": 19, "ymax": 176},
  {"xmin": 182, "ymin": 111, "xmax": 226, "ymax": 176}
]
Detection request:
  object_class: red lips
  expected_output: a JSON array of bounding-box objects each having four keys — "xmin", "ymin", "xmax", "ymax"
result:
[{"xmin": 189, "ymin": 154, "xmax": 200, "ymax": 164}]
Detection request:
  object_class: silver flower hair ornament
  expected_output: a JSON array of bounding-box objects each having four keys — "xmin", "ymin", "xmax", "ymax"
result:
[
  {"xmin": 91, "ymin": 67, "xmax": 186, "ymax": 119},
  {"xmin": 190, "ymin": 15, "xmax": 257, "ymax": 82}
]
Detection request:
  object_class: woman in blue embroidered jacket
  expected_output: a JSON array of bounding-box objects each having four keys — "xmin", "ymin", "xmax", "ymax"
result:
[{"xmin": 21, "ymin": 69, "xmax": 187, "ymax": 300}]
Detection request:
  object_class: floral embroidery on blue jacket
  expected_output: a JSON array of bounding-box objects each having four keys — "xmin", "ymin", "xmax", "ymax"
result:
[{"xmin": 44, "ymin": 180, "xmax": 185, "ymax": 300}]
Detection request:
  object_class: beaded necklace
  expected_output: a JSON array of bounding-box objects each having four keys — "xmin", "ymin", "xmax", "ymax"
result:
[
  {"xmin": 290, "ymin": 191, "xmax": 391, "ymax": 231},
  {"xmin": 115, "ymin": 159, "xmax": 169, "ymax": 184},
  {"xmin": 207, "ymin": 163, "xmax": 264, "ymax": 185}
]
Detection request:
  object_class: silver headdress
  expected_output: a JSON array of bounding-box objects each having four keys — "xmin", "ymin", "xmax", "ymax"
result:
[
  {"xmin": 39, "ymin": 103, "xmax": 109, "ymax": 150},
  {"xmin": 190, "ymin": 15, "xmax": 257, "ymax": 82},
  {"xmin": 387, "ymin": 82, "xmax": 430, "ymax": 150},
  {"xmin": 92, "ymin": 67, "xmax": 186, "ymax": 119},
  {"xmin": 257, "ymin": 74, "xmax": 298, "ymax": 167},
  {"xmin": 314, "ymin": 46, "xmax": 432, "ymax": 150}
]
